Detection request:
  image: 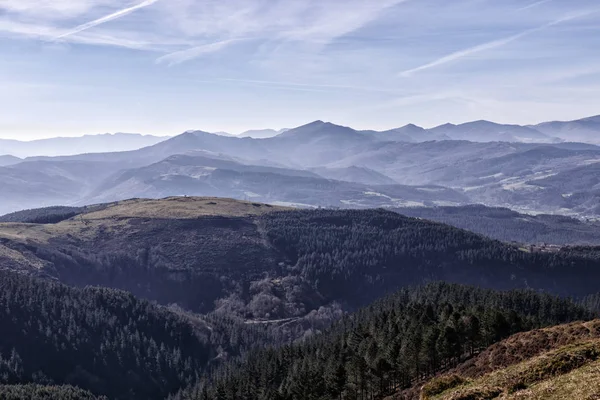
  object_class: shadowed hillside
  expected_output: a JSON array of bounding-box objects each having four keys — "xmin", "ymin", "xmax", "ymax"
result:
[
  {"xmin": 2, "ymin": 197, "xmax": 600, "ymax": 318},
  {"xmin": 395, "ymin": 205, "xmax": 600, "ymax": 245}
]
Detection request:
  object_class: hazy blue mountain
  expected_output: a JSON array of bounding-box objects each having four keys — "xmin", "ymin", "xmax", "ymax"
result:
[
  {"xmin": 25, "ymin": 130, "xmax": 274, "ymax": 168},
  {"xmin": 0, "ymin": 133, "xmax": 170, "ymax": 158},
  {"xmin": 0, "ymin": 159, "xmax": 134, "ymax": 215},
  {"xmin": 0, "ymin": 154, "xmax": 21, "ymax": 166},
  {"xmin": 529, "ymin": 162, "xmax": 600, "ymax": 193},
  {"xmin": 325, "ymin": 140, "xmax": 600, "ymax": 215},
  {"xmin": 310, "ymin": 166, "xmax": 397, "ymax": 185},
  {"xmin": 0, "ymin": 162, "xmax": 89, "ymax": 214},
  {"xmin": 83, "ymin": 152, "xmax": 467, "ymax": 207},
  {"xmin": 326, "ymin": 140, "xmax": 523, "ymax": 185},
  {"xmin": 370, "ymin": 123, "xmax": 451, "ymax": 142},
  {"xmin": 533, "ymin": 115, "xmax": 600, "ymax": 144},
  {"xmin": 266, "ymin": 121, "xmax": 377, "ymax": 166},
  {"xmin": 428, "ymin": 120, "xmax": 560, "ymax": 143},
  {"xmin": 3, "ymin": 117, "xmax": 600, "ymax": 217}
]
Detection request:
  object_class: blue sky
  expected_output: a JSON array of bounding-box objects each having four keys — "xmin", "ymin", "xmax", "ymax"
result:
[{"xmin": 0, "ymin": 0, "xmax": 599, "ymax": 139}]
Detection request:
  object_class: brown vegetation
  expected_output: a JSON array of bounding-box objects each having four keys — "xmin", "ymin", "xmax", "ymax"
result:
[{"xmin": 389, "ymin": 320, "xmax": 600, "ymax": 400}]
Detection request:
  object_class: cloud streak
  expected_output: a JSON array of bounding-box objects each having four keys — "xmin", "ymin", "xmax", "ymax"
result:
[
  {"xmin": 54, "ymin": 0, "xmax": 160, "ymax": 40},
  {"xmin": 0, "ymin": 19, "xmax": 179, "ymax": 51},
  {"xmin": 156, "ymin": 39, "xmax": 243, "ymax": 66},
  {"xmin": 399, "ymin": 10, "xmax": 599, "ymax": 77},
  {"xmin": 218, "ymin": 78, "xmax": 397, "ymax": 94},
  {"xmin": 517, "ymin": 0, "xmax": 553, "ymax": 12}
]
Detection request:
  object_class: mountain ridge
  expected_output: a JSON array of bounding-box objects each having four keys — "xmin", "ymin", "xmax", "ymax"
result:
[{"xmin": 0, "ymin": 133, "xmax": 170, "ymax": 158}]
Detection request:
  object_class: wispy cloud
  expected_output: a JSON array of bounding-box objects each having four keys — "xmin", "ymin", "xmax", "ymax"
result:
[
  {"xmin": 399, "ymin": 9, "xmax": 599, "ymax": 77},
  {"xmin": 150, "ymin": 0, "xmax": 411, "ymax": 65},
  {"xmin": 217, "ymin": 78, "xmax": 396, "ymax": 94},
  {"xmin": 517, "ymin": 0, "xmax": 553, "ymax": 12},
  {"xmin": 156, "ymin": 39, "xmax": 242, "ymax": 66},
  {"xmin": 0, "ymin": 19, "xmax": 178, "ymax": 51},
  {"xmin": 0, "ymin": 0, "xmax": 103, "ymax": 20},
  {"xmin": 54, "ymin": 0, "xmax": 160, "ymax": 40},
  {"xmin": 1, "ymin": 0, "xmax": 411, "ymax": 64}
]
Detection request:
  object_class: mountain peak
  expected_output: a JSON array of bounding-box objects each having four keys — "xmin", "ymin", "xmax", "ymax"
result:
[
  {"xmin": 301, "ymin": 120, "xmax": 327, "ymax": 128},
  {"xmin": 279, "ymin": 121, "xmax": 355, "ymax": 136},
  {"xmin": 465, "ymin": 120, "xmax": 498, "ymax": 127},
  {"xmin": 434, "ymin": 123, "xmax": 457, "ymax": 129},
  {"xmin": 399, "ymin": 123, "xmax": 426, "ymax": 132}
]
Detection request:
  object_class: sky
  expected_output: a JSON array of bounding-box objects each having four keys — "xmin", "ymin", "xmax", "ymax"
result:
[{"xmin": 0, "ymin": 0, "xmax": 599, "ymax": 140}]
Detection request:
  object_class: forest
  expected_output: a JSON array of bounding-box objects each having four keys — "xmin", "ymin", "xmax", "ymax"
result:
[
  {"xmin": 2, "ymin": 201, "xmax": 600, "ymax": 399},
  {"xmin": 172, "ymin": 282, "xmax": 597, "ymax": 400},
  {"xmin": 0, "ymin": 271, "xmax": 213, "ymax": 400},
  {"xmin": 394, "ymin": 205, "xmax": 600, "ymax": 245},
  {"xmin": 0, "ymin": 385, "xmax": 106, "ymax": 400},
  {"xmin": 1, "ymin": 269, "xmax": 596, "ymax": 400}
]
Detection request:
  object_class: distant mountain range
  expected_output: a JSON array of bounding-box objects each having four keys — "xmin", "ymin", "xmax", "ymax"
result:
[
  {"xmin": 1, "ymin": 115, "xmax": 599, "ymax": 159},
  {"xmin": 0, "ymin": 133, "xmax": 170, "ymax": 158},
  {"xmin": 1, "ymin": 115, "xmax": 600, "ymax": 217},
  {"xmin": 230, "ymin": 115, "xmax": 599, "ymax": 144},
  {"xmin": 533, "ymin": 115, "xmax": 600, "ymax": 144}
]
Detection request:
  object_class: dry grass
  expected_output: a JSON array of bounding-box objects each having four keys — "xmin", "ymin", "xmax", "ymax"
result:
[
  {"xmin": 429, "ymin": 338, "xmax": 600, "ymax": 400},
  {"xmin": 410, "ymin": 321, "xmax": 600, "ymax": 400},
  {"xmin": 0, "ymin": 197, "xmax": 291, "ymax": 270},
  {"xmin": 79, "ymin": 197, "xmax": 290, "ymax": 220},
  {"xmin": 452, "ymin": 320, "xmax": 600, "ymax": 379},
  {"xmin": 0, "ymin": 223, "xmax": 54, "ymax": 242},
  {"xmin": 0, "ymin": 197, "xmax": 290, "ymax": 243},
  {"xmin": 508, "ymin": 359, "xmax": 600, "ymax": 399}
]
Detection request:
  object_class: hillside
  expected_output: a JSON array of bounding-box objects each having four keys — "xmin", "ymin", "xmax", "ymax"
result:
[
  {"xmin": 81, "ymin": 153, "xmax": 464, "ymax": 208},
  {"xmin": 397, "ymin": 320, "xmax": 600, "ymax": 400},
  {"xmin": 2, "ymin": 197, "xmax": 600, "ymax": 319},
  {"xmin": 172, "ymin": 283, "xmax": 596, "ymax": 400},
  {"xmin": 0, "ymin": 159, "xmax": 134, "ymax": 215},
  {"xmin": 0, "ymin": 270, "xmax": 214, "ymax": 400},
  {"xmin": 0, "ymin": 205, "xmax": 94, "ymax": 224},
  {"xmin": 2, "ymin": 198, "xmax": 600, "ymax": 399},
  {"xmin": 394, "ymin": 205, "xmax": 600, "ymax": 245}
]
